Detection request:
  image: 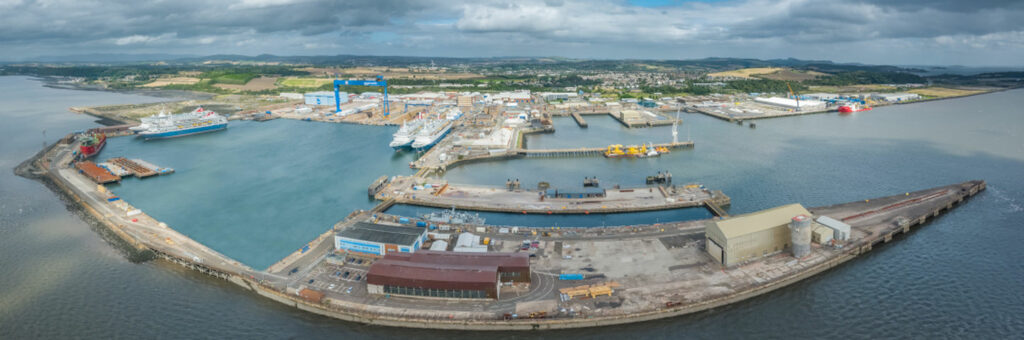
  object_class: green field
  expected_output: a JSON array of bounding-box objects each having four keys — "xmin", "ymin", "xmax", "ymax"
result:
[{"xmin": 279, "ymin": 78, "xmax": 334, "ymax": 87}]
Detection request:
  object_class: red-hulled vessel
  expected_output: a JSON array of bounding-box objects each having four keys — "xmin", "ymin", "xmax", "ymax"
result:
[
  {"xmin": 78, "ymin": 133, "xmax": 106, "ymax": 159},
  {"xmin": 838, "ymin": 103, "xmax": 872, "ymax": 114}
]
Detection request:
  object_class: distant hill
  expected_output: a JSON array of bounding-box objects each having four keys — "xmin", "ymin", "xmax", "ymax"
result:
[{"xmin": 6, "ymin": 54, "xmax": 922, "ymax": 74}]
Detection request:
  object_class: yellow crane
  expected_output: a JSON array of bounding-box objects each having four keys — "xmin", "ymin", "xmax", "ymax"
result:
[{"xmin": 786, "ymin": 81, "xmax": 801, "ymax": 111}]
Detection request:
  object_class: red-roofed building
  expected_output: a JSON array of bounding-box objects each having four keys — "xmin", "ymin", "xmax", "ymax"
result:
[{"xmin": 366, "ymin": 250, "xmax": 530, "ymax": 299}]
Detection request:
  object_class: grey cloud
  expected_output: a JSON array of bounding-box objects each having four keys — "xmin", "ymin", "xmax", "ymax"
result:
[{"xmin": 0, "ymin": 0, "xmax": 1020, "ymax": 65}]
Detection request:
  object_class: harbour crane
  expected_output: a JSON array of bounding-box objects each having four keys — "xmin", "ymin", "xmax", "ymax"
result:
[
  {"xmin": 333, "ymin": 75, "xmax": 390, "ymax": 116},
  {"xmin": 786, "ymin": 81, "xmax": 801, "ymax": 111}
]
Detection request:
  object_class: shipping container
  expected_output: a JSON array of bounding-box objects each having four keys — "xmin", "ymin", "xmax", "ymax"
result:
[{"xmin": 559, "ymin": 274, "xmax": 584, "ymax": 280}]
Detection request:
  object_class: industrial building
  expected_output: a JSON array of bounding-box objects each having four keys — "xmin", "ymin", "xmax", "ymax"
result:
[
  {"xmin": 539, "ymin": 92, "xmax": 578, "ymax": 102},
  {"xmin": 753, "ymin": 97, "xmax": 826, "ymax": 110},
  {"xmin": 366, "ymin": 251, "xmax": 530, "ymax": 299},
  {"xmin": 486, "ymin": 91, "xmax": 534, "ymax": 104},
  {"xmin": 454, "ymin": 232, "xmax": 488, "ymax": 253},
  {"xmin": 815, "ymin": 215, "xmax": 851, "ymax": 241},
  {"xmin": 705, "ymin": 203, "xmax": 813, "ymax": 267},
  {"xmin": 871, "ymin": 93, "xmax": 921, "ymax": 102},
  {"xmin": 305, "ymin": 91, "xmax": 347, "ymax": 106},
  {"xmin": 334, "ymin": 222, "xmax": 427, "ymax": 257}
]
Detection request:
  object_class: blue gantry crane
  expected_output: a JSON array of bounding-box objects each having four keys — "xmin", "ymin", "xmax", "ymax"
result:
[{"xmin": 334, "ymin": 75, "xmax": 389, "ymax": 116}]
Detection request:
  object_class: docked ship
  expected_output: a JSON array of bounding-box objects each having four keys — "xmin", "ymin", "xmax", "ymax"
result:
[
  {"xmin": 77, "ymin": 132, "xmax": 106, "ymax": 159},
  {"xmin": 130, "ymin": 107, "xmax": 228, "ymax": 139},
  {"xmin": 422, "ymin": 207, "xmax": 486, "ymax": 226},
  {"xmin": 411, "ymin": 119, "xmax": 453, "ymax": 150},
  {"xmin": 389, "ymin": 119, "xmax": 424, "ymax": 149},
  {"xmin": 838, "ymin": 103, "xmax": 872, "ymax": 114}
]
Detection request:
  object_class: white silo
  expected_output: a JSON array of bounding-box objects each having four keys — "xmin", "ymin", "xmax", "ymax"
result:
[{"xmin": 789, "ymin": 214, "xmax": 812, "ymax": 258}]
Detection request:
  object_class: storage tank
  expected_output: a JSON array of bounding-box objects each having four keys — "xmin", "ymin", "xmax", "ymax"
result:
[{"xmin": 789, "ymin": 215, "xmax": 812, "ymax": 258}]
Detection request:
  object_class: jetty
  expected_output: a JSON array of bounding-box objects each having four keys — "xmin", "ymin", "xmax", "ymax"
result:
[
  {"xmin": 570, "ymin": 112, "xmax": 588, "ymax": 127},
  {"xmin": 22, "ymin": 130, "xmax": 987, "ymax": 331},
  {"xmin": 375, "ymin": 175, "xmax": 729, "ymax": 214}
]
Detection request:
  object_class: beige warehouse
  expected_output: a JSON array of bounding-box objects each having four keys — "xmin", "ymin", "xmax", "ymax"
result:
[{"xmin": 705, "ymin": 203, "xmax": 812, "ymax": 267}]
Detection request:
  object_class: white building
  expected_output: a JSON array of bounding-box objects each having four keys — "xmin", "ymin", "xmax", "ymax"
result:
[
  {"xmin": 453, "ymin": 232, "xmax": 487, "ymax": 253},
  {"xmin": 754, "ymin": 97, "xmax": 827, "ymax": 110},
  {"xmin": 305, "ymin": 91, "xmax": 346, "ymax": 106},
  {"xmin": 871, "ymin": 93, "xmax": 921, "ymax": 102},
  {"xmin": 486, "ymin": 91, "xmax": 534, "ymax": 104},
  {"xmin": 803, "ymin": 93, "xmax": 840, "ymax": 100}
]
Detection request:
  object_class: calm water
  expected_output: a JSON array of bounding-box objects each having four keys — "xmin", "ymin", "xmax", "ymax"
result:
[
  {"xmin": 2, "ymin": 75, "xmax": 1023, "ymax": 338},
  {"xmin": 99, "ymin": 120, "xmax": 417, "ymax": 268}
]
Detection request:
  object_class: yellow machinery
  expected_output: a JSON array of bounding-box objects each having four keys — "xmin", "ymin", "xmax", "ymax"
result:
[{"xmin": 604, "ymin": 144, "xmax": 625, "ymax": 157}]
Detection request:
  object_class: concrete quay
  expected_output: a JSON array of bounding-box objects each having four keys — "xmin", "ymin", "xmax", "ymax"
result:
[
  {"xmin": 22, "ymin": 135, "xmax": 986, "ymax": 331},
  {"xmin": 376, "ymin": 175, "xmax": 730, "ymax": 214}
]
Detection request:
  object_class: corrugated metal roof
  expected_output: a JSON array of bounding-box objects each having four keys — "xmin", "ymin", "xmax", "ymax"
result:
[
  {"xmin": 367, "ymin": 259, "xmax": 498, "ymax": 286},
  {"xmin": 336, "ymin": 222, "xmax": 424, "ymax": 245},
  {"xmin": 408, "ymin": 250, "xmax": 529, "ymax": 270},
  {"xmin": 712, "ymin": 203, "xmax": 811, "ymax": 238},
  {"xmin": 815, "ymin": 215, "xmax": 851, "ymax": 232}
]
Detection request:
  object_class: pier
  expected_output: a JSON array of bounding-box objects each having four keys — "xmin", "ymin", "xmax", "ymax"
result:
[
  {"xmin": 570, "ymin": 112, "xmax": 588, "ymax": 127},
  {"xmin": 376, "ymin": 175, "xmax": 727, "ymax": 214},
  {"xmin": 75, "ymin": 161, "xmax": 120, "ymax": 184},
  {"xmin": 109, "ymin": 157, "xmax": 158, "ymax": 178},
  {"xmin": 23, "ymin": 135, "xmax": 988, "ymax": 331},
  {"xmin": 514, "ymin": 141, "xmax": 693, "ymax": 158}
]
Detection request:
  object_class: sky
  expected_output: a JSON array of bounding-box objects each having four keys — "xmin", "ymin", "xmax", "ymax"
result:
[{"xmin": 1, "ymin": 0, "xmax": 1022, "ymax": 66}]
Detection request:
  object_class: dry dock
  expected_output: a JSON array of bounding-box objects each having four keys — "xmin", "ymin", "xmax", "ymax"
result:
[{"xmin": 376, "ymin": 175, "xmax": 729, "ymax": 214}]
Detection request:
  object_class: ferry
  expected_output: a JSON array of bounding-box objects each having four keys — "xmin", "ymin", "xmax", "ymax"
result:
[
  {"xmin": 411, "ymin": 119, "xmax": 453, "ymax": 150},
  {"xmin": 78, "ymin": 132, "xmax": 106, "ymax": 159},
  {"xmin": 131, "ymin": 107, "xmax": 227, "ymax": 139},
  {"xmin": 389, "ymin": 119, "xmax": 424, "ymax": 149},
  {"xmin": 838, "ymin": 103, "xmax": 872, "ymax": 114}
]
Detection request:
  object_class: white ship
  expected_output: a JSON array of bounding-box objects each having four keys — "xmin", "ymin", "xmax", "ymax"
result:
[
  {"xmin": 411, "ymin": 119, "xmax": 453, "ymax": 150},
  {"xmin": 389, "ymin": 119, "xmax": 424, "ymax": 149},
  {"xmin": 130, "ymin": 107, "xmax": 227, "ymax": 139}
]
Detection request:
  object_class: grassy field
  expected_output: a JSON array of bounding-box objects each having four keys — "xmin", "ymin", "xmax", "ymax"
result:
[
  {"xmin": 807, "ymin": 84, "xmax": 896, "ymax": 93},
  {"xmin": 758, "ymin": 69, "xmax": 829, "ymax": 81},
  {"xmin": 141, "ymin": 77, "xmax": 200, "ymax": 87},
  {"xmin": 909, "ymin": 87, "xmax": 987, "ymax": 98},
  {"xmin": 214, "ymin": 77, "xmax": 279, "ymax": 91},
  {"xmin": 707, "ymin": 67, "xmax": 782, "ymax": 79},
  {"xmin": 279, "ymin": 78, "xmax": 334, "ymax": 88}
]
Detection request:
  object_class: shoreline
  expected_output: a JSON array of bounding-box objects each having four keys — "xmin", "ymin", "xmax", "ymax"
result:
[{"xmin": 15, "ymin": 134, "xmax": 987, "ymax": 330}]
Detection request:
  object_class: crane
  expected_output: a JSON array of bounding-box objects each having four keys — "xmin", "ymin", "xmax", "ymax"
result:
[
  {"xmin": 333, "ymin": 75, "xmax": 390, "ymax": 116},
  {"xmin": 786, "ymin": 81, "xmax": 801, "ymax": 111}
]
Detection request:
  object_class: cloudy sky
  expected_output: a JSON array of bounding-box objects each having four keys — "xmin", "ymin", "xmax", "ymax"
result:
[{"xmin": 1, "ymin": 0, "xmax": 1022, "ymax": 65}]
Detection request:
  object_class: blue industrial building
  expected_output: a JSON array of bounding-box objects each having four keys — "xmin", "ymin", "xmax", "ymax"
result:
[{"xmin": 335, "ymin": 222, "xmax": 427, "ymax": 257}]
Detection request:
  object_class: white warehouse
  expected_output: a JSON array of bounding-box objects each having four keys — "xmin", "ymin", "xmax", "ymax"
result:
[
  {"xmin": 754, "ymin": 97, "xmax": 826, "ymax": 110},
  {"xmin": 305, "ymin": 91, "xmax": 348, "ymax": 106}
]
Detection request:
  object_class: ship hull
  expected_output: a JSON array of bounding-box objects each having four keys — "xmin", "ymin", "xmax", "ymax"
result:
[
  {"xmin": 838, "ymin": 106, "xmax": 872, "ymax": 113},
  {"xmin": 412, "ymin": 126, "xmax": 452, "ymax": 151},
  {"xmin": 138, "ymin": 123, "xmax": 228, "ymax": 140},
  {"xmin": 79, "ymin": 135, "xmax": 106, "ymax": 159}
]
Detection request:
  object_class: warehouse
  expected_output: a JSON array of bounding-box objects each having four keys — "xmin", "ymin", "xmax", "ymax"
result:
[
  {"xmin": 366, "ymin": 251, "xmax": 529, "ymax": 299},
  {"xmin": 705, "ymin": 203, "xmax": 812, "ymax": 267},
  {"xmin": 305, "ymin": 91, "xmax": 347, "ymax": 106},
  {"xmin": 334, "ymin": 222, "xmax": 427, "ymax": 257},
  {"xmin": 753, "ymin": 97, "xmax": 826, "ymax": 110},
  {"xmin": 871, "ymin": 93, "xmax": 921, "ymax": 102}
]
